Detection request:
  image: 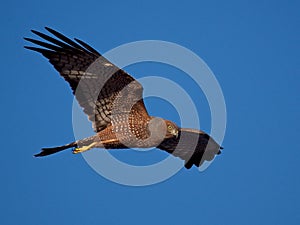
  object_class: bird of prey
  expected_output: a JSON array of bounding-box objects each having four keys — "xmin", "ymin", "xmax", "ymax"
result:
[{"xmin": 24, "ymin": 27, "xmax": 223, "ymax": 169}]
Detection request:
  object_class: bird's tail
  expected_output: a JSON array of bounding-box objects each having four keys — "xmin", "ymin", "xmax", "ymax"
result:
[{"xmin": 34, "ymin": 142, "xmax": 77, "ymax": 157}]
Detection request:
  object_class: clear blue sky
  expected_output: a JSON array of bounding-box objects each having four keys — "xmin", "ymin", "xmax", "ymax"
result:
[{"xmin": 1, "ymin": 0, "xmax": 299, "ymax": 224}]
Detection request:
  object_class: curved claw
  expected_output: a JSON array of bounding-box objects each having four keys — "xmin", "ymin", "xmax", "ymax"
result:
[{"xmin": 72, "ymin": 143, "xmax": 96, "ymax": 154}]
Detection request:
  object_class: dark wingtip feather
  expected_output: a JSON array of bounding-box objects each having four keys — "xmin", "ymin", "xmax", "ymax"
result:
[
  {"xmin": 44, "ymin": 27, "xmax": 86, "ymax": 50},
  {"xmin": 44, "ymin": 26, "xmax": 56, "ymax": 32},
  {"xmin": 24, "ymin": 37, "xmax": 63, "ymax": 52},
  {"xmin": 26, "ymin": 27, "xmax": 99, "ymax": 58},
  {"xmin": 44, "ymin": 26, "xmax": 56, "ymax": 34},
  {"xmin": 24, "ymin": 46, "xmax": 54, "ymax": 56},
  {"xmin": 184, "ymin": 162, "xmax": 193, "ymax": 169},
  {"xmin": 24, "ymin": 45, "xmax": 45, "ymax": 52},
  {"xmin": 31, "ymin": 29, "xmax": 40, "ymax": 35},
  {"xmin": 23, "ymin": 37, "xmax": 32, "ymax": 42},
  {"xmin": 74, "ymin": 38, "xmax": 101, "ymax": 56}
]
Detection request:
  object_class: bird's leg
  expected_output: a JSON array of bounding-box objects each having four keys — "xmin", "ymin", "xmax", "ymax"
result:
[{"xmin": 73, "ymin": 142, "xmax": 96, "ymax": 154}]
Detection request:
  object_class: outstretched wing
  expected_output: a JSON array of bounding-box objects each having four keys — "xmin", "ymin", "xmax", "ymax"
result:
[
  {"xmin": 24, "ymin": 27, "xmax": 150, "ymax": 132},
  {"xmin": 158, "ymin": 128, "xmax": 222, "ymax": 169}
]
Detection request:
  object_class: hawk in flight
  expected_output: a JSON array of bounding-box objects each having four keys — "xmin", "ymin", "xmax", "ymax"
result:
[{"xmin": 25, "ymin": 27, "xmax": 223, "ymax": 169}]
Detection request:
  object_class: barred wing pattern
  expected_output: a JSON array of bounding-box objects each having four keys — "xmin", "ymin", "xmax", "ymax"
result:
[{"xmin": 24, "ymin": 27, "xmax": 149, "ymax": 132}]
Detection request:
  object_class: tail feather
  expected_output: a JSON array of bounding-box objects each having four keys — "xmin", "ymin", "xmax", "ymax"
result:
[{"xmin": 34, "ymin": 142, "xmax": 77, "ymax": 157}]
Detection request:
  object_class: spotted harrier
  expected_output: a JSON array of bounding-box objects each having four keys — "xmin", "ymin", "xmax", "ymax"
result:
[{"xmin": 24, "ymin": 27, "xmax": 223, "ymax": 169}]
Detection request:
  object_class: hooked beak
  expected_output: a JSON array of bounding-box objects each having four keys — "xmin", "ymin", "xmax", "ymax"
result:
[{"xmin": 171, "ymin": 129, "xmax": 179, "ymax": 138}]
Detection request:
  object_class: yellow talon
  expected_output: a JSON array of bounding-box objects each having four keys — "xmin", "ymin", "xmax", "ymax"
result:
[{"xmin": 73, "ymin": 142, "xmax": 96, "ymax": 154}]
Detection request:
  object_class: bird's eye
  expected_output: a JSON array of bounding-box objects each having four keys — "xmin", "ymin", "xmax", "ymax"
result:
[{"xmin": 167, "ymin": 125, "xmax": 173, "ymax": 130}]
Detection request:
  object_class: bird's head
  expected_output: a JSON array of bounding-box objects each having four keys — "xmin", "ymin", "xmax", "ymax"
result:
[
  {"xmin": 148, "ymin": 117, "xmax": 179, "ymax": 142},
  {"xmin": 164, "ymin": 120, "xmax": 179, "ymax": 139}
]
